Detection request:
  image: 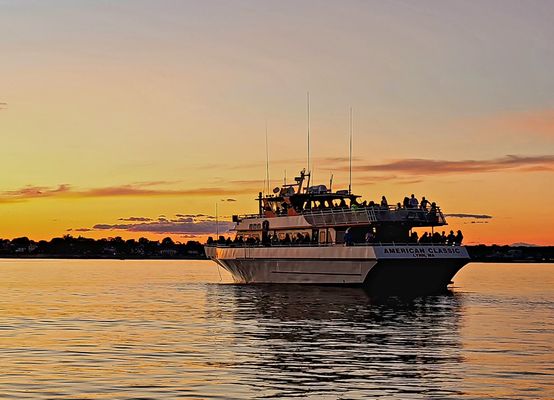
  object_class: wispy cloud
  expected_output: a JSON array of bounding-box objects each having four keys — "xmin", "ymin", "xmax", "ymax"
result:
[
  {"xmin": 349, "ymin": 155, "xmax": 554, "ymax": 175},
  {"xmin": 0, "ymin": 184, "xmax": 71, "ymax": 203},
  {"xmin": 118, "ymin": 217, "xmax": 153, "ymax": 222},
  {"xmin": 81, "ymin": 185, "xmax": 246, "ymax": 197},
  {"xmin": 176, "ymin": 213, "xmax": 210, "ymax": 218},
  {"xmin": 445, "ymin": 213, "xmax": 493, "ymax": 219},
  {"xmin": 0, "ymin": 181, "xmax": 255, "ymax": 203}
]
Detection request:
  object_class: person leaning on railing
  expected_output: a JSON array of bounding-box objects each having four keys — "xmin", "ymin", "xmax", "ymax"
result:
[{"xmin": 409, "ymin": 194, "xmax": 419, "ymax": 208}]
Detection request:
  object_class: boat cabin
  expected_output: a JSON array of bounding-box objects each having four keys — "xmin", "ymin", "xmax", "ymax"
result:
[{"xmin": 230, "ymin": 170, "xmax": 447, "ymax": 245}]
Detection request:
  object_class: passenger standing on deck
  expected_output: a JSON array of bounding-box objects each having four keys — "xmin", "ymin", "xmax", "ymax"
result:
[
  {"xmin": 455, "ymin": 230, "xmax": 464, "ymax": 245},
  {"xmin": 428, "ymin": 202, "xmax": 438, "ymax": 223},
  {"xmin": 409, "ymin": 194, "xmax": 419, "ymax": 208},
  {"xmin": 365, "ymin": 230, "xmax": 375, "ymax": 243},
  {"xmin": 344, "ymin": 228, "xmax": 353, "ymax": 246},
  {"xmin": 283, "ymin": 233, "xmax": 291, "ymax": 245},
  {"xmin": 381, "ymin": 196, "xmax": 388, "ymax": 208},
  {"xmin": 447, "ymin": 230, "xmax": 456, "ymax": 245},
  {"xmin": 420, "ymin": 196, "xmax": 429, "ymax": 210}
]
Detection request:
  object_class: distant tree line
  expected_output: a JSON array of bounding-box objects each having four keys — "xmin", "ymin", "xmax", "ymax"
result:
[
  {"xmin": 0, "ymin": 237, "xmax": 552, "ymax": 262},
  {"xmin": 0, "ymin": 235, "xmax": 206, "ymax": 259},
  {"xmin": 467, "ymin": 245, "xmax": 554, "ymax": 262}
]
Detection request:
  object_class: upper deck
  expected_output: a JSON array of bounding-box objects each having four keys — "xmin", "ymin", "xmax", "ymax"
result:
[
  {"xmin": 232, "ymin": 169, "xmax": 447, "ymax": 230},
  {"xmin": 234, "ymin": 204, "xmax": 446, "ymax": 230},
  {"xmin": 302, "ymin": 204, "xmax": 446, "ymax": 227}
]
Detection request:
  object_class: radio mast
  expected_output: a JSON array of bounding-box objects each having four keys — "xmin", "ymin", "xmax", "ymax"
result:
[
  {"xmin": 349, "ymin": 106, "xmax": 353, "ymax": 195},
  {"xmin": 265, "ymin": 120, "xmax": 270, "ymax": 195},
  {"xmin": 307, "ymin": 91, "xmax": 311, "ymax": 175}
]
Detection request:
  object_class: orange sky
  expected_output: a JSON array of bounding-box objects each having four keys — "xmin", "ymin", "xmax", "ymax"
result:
[{"xmin": 1, "ymin": 1, "xmax": 553, "ymax": 245}]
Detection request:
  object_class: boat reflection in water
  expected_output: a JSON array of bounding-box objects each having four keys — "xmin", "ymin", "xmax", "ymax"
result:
[{"xmin": 206, "ymin": 284, "xmax": 465, "ymax": 398}]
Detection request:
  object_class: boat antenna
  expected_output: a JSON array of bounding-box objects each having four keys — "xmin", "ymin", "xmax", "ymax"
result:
[
  {"xmin": 329, "ymin": 172, "xmax": 333, "ymax": 192},
  {"xmin": 307, "ymin": 91, "xmax": 310, "ymax": 175},
  {"xmin": 348, "ymin": 106, "xmax": 353, "ymax": 195},
  {"xmin": 265, "ymin": 120, "xmax": 270, "ymax": 195}
]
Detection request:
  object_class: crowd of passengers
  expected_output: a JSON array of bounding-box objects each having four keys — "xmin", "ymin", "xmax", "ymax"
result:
[
  {"xmin": 356, "ymin": 229, "xmax": 463, "ymax": 246},
  {"xmin": 268, "ymin": 194, "xmax": 438, "ymax": 216},
  {"xmin": 208, "ymin": 228, "xmax": 464, "ymax": 247},
  {"xmin": 207, "ymin": 232, "xmax": 315, "ymax": 247},
  {"xmin": 411, "ymin": 230, "xmax": 464, "ymax": 245}
]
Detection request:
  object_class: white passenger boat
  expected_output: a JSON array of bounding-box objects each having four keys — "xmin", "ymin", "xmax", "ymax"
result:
[{"xmin": 205, "ymin": 170, "xmax": 469, "ymax": 294}]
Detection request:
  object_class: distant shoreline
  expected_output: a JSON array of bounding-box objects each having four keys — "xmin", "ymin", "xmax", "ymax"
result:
[
  {"xmin": 466, "ymin": 245, "xmax": 554, "ymax": 263},
  {"xmin": 0, "ymin": 245, "xmax": 552, "ymax": 263}
]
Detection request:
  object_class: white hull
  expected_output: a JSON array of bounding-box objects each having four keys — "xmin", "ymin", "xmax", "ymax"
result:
[{"xmin": 206, "ymin": 245, "xmax": 470, "ymax": 291}]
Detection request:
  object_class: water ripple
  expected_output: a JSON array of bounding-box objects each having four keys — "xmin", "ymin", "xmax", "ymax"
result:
[{"xmin": 0, "ymin": 260, "xmax": 552, "ymax": 399}]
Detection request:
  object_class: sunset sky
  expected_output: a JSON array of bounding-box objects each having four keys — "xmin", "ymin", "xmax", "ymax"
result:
[{"xmin": 1, "ymin": 0, "xmax": 553, "ymax": 245}]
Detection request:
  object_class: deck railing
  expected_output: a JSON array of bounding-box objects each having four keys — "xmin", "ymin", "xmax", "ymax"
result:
[
  {"xmin": 234, "ymin": 205, "xmax": 446, "ymax": 227},
  {"xmin": 205, "ymin": 241, "xmax": 462, "ymax": 248},
  {"xmin": 303, "ymin": 206, "xmax": 445, "ymax": 226}
]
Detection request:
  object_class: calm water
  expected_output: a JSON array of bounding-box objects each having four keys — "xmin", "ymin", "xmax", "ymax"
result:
[{"xmin": 0, "ymin": 260, "xmax": 553, "ymax": 399}]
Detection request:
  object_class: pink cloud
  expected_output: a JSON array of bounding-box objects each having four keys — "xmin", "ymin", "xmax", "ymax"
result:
[{"xmin": 0, "ymin": 181, "xmax": 255, "ymax": 203}]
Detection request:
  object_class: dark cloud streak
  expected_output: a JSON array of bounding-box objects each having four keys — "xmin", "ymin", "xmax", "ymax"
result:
[
  {"xmin": 75, "ymin": 213, "xmax": 233, "ymax": 236},
  {"xmin": 118, "ymin": 217, "xmax": 153, "ymax": 222},
  {"xmin": 445, "ymin": 213, "xmax": 493, "ymax": 219},
  {"xmin": 349, "ymin": 155, "xmax": 554, "ymax": 175},
  {"xmin": 92, "ymin": 220, "xmax": 234, "ymax": 235},
  {"xmin": 0, "ymin": 182, "xmax": 255, "ymax": 203}
]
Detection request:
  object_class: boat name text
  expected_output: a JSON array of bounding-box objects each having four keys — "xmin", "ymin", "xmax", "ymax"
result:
[{"xmin": 382, "ymin": 246, "xmax": 462, "ymax": 257}]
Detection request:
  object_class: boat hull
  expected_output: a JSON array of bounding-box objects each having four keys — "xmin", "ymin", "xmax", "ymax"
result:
[{"xmin": 206, "ymin": 244, "xmax": 470, "ymax": 294}]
